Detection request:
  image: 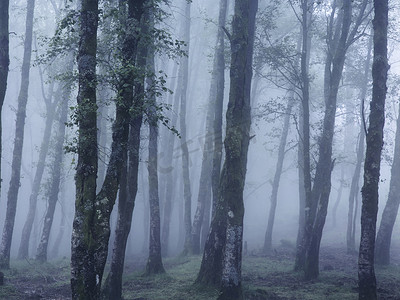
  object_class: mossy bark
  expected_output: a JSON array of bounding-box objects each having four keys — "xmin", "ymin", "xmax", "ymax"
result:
[
  {"xmin": 0, "ymin": 0, "xmax": 35, "ymax": 270},
  {"xmin": 358, "ymin": 1, "xmax": 388, "ymax": 298},
  {"xmin": 70, "ymin": 0, "xmax": 99, "ymax": 298}
]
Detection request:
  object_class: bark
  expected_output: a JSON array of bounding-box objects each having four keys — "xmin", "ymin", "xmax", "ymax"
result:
[
  {"xmin": 0, "ymin": 0, "xmax": 35, "ymax": 269},
  {"xmin": 145, "ymin": 45, "xmax": 165, "ymax": 275},
  {"xmin": 195, "ymin": 0, "xmax": 228, "ymax": 287},
  {"xmin": 70, "ymin": 0, "xmax": 99, "ymax": 297},
  {"xmin": 0, "ymin": 0, "xmax": 9, "ymax": 197},
  {"xmin": 179, "ymin": 1, "xmax": 193, "ymax": 256},
  {"xmin": 358, "ymin": 1, "xmax": 388, "ymax": 297},
  {"xmin": 218, "ymin": 1, "xmax": 257, "ymax": 299},
  {"xmin": 375, "ymin": 100, "xmax": 400, "ymax": 265},
  {"xmin": 18, "ymin": 81, "xmax": 57, "ymax": 260},
  {"xmin": 36, "ymin": 75, "xmax": 70, "ymax": 263},
  {"xmin": 263, "ymin": 96, "xmax": 293, "ymax": 252}
]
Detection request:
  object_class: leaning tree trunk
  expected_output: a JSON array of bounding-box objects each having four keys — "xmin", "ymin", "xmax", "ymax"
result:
[
  {"xmin": 36, "ymin": 74, "xmax": 70, "ymax": 263},
  {"xmin": 263, "ymin": 95, "xmax": 294, "ymax": 252},
  {"xmin": 145, "ymin": 43, "xmax": 165, "ymax": 275},
  {"xmin": 0, "ymin": 0, "xmax": 9, "ymax": 196},
  {"xmin": 0, "ymin": 0, "xmax": 35, "ymax": 269},
  {"xmin": 70, "ymin": 0, "xmax": 99, "ymax": 297},
  {"xmin": 195, "ymin": 0, "xmax": 228, "ymax": 287},
  {"xmin": 358, "ymin": 0, "xmax": 389, "ymax": 300},
  {"xmin": 347, "ymin": 34, "xmax": 372, "ymax": 254},
  {"xmin": 179, "ymin": 1, "xmax": 193, "ymax": 256},
  {"xmin": 375, "ymin": 100, "xmax": 400, "ymax": 265},
  {"xmin": 358, "ymin": 1, "xmax": 388, "ymax": 297},
  {"xmin": 101, "ymin": 3, "xmax": 146, "ymax": 298},
  {"xmin": 218, "ymin": 1, "xmax": 257, "ymax": 299}
]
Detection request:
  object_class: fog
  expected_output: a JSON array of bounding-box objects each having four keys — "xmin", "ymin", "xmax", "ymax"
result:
[{"xmin": 0, "ymin": 0, "xmax": 399, "ymax": 299}]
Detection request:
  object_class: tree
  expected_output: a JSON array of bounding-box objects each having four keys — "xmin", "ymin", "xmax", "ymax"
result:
[
  {"xmin": 375, "ymin": 99, "xmax": 400, "ymax": 265},
  {"xmin": 0, "ymin": 0, "xmax": 35, "ymax": 269},
  {"xmin": 179, "ymin": 0, "xmax": 193, "ymax": 256},
  {"xmin": 70, "ymin": 0, "xmax": 100, "ymax": 297},
  {"xmin": 0, "ymin": 0, "xmax": 9, "ymax": 197},
  {"xmin": 358, "ymin": 0, "xmax": 388, "ymax": 298},
  {"xmin": 195, "ymin": 0, "xmax": 228, "ymax": 287},
  {"xmin": 217, "ymin": 0, "xmax": 258, "ymax": 299},
  {"xmin": 296, "ymin": 0, "xmax": 369, "ymax": 279},
  {"xmin": 36, "ymin": 63, "xmax": 71, "ymax": 262},
  {"xmin": 145, "ymin": 36, "xmax": 165, "ymax": 274}
]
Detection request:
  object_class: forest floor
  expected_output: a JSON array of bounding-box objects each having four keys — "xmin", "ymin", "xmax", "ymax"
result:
[{"xmin": 1, "ymin": 243, "xmax": 400, "ymax": 299}]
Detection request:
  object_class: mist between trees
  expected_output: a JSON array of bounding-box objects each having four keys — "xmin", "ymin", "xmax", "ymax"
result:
[{"xmin": 0, "ymin": 0, "xmax": 395, "ymax": 299}]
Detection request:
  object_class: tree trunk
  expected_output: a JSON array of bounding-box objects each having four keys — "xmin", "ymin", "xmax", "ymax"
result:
[
  {"xmin": 36, "ymin": 73, "xmax": 70, "ymax": 263},
  {"xmin": 100, "ymin": 2, "xmax": 146, "ymax": 298},
  {"xmin": 195, "ymin": 0, "xmax": 228, "ymax": 287},
  {"xmin": 263, "ymin": 96, "xmax": 293, "ymax": 252},
  {"xmin": 294, "ymin": 0, "xmax": 312, "ymax": 272},
  {"xmin": 375, "ymin": 100, "xmax": 400, "ymax": 265},
  {"xmin": 218, "ymin": 1, "xmax": 257, "ymax": 299},
  {"xmin": 0, "ymin": 0, "xmax": 35, "ymax": 269},
  {"xmin": 70, "ymin": 0, "xmax": 100, "ymax": 297},
  {"xmin": 18, "ymin": 81, "xmax": 57, "ymax": 260},
  {"xmin": 0, "ymin": 0, "xmax": 8, "ymax": 196},
  {"xmin": 179, "ymin": 1, "xmax": 193, "ymax": 256},
  {"xmin": 145, "ymin": 20, "xmax": 165, "ymax": 275},
  {"xmin": 160, "ymin": 63, "xmax": 180, "ymax": 257},
  {"xmin": 358, "ymin": 1, "xmax": 388, "ymax": 297},
  {"xmin": 302, "ymin": 0, "xmax": 368, "ymax": 279}
]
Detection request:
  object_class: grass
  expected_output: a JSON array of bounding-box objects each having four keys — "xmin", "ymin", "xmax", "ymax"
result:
[{"xmin": 1, "ymin": 248, "xmax": 400, "ymax": 299}]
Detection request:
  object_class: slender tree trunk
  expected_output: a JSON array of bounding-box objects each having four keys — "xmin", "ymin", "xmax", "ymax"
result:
[
  {"xmin": 347, "ymin": 34, "xmax": 372, "ymax": 254},
  {"xmin": 302, "ymin": 0, "xmax": 368, "ymax": 279},
  {"xmin": 160, "ymin": 63, "xmax": 180, "ymax": 257},
  {"xmin": 332, "ymin": 168, "xmax": 344, "ymax": 228},
  {"xmin": 0, "ymin": 0, "xmax": 8, "ymax": 196},
  {"xmin": 358, "ymin": 1, "xmax": 388, "ymax": 297},
  {"xmin": 263, "ymin": 96, "xmax": 293, "ymax": 252},
  {"xmin": 0, "ymin": 0, "xmax": 35, "ymax": 269},
  {"xmin": 375, "ymin": 101, "xmax": 400, "ymax": 265},
  {"xmin": 50, "ymin": 179, "xmax": 66, "ymax": 259},
  {"xmin": 179, "ymin": 1, "xmax": 193, "ymax": 256},
  {"xmin": 195, "ymin": 0, "xmax": 227, "ymax": 287},
  {"xmin": 36, "ymin": 75, "xmax": 70, "ymax": 263},
  {"xmin": 218, "ymin": 1, "xmax": 257, "ymax": 299},
  {"xmin": 18, "ymin": 82, "xmax": 57, "ymax": 260},
  {"xmin": 70, "ymin": 0, "xmax": 99, "ymax": 297},
  {"xmin": 145, "ymin": 16, "xmax": 164, "ymax": 274},
  {"xmin": 200, "ymin": 183, "xmax": 212, "ymax": 251},
  {"xmin": 294, "ymin": 0, "xmax": 312, "ymax": 272}
]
